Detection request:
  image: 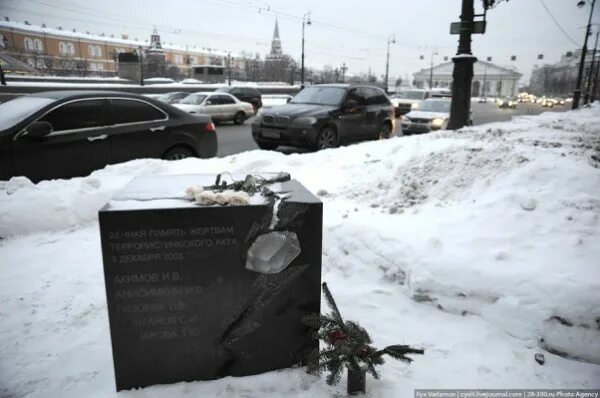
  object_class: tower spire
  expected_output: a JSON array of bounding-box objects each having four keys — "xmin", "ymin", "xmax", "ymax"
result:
[
  {"xmin": 273, "ymin": 18, "xmax": 280, "ymax": 39},
  {"xmin": 269, "ymin": 18, "xmax": 282, "ymax": 57}
]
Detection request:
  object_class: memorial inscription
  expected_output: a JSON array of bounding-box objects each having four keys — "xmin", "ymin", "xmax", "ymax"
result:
[{"xmin": 99, "ymin": 174, "xmax": 322, "ymax": 391}]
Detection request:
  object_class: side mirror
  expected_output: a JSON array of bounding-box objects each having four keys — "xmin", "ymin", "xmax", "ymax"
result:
[
  {"xmin": 286, "ymin": 97, "xmax": 292, "ymax": 103},
  {"xmin": 26, "ymin": 121, "xmax": 53, "ymax": 138},
  {"xmin": 205, "ymin": 100, "xmax": 212, "ymax": 105},
  {"xmin": 343, "ymin": 100, "xmax": 358, "ymax": 113}
]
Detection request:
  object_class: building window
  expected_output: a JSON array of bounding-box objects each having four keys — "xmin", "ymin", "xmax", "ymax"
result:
[
  {"xmin": 90, "ymin": 63, "xmax": 97, "ymax": 71},
  {"xmin": 190, "ymin": 56, "xmax": 197, "ymax": 65},
  {"xmin": 59, "ymin": 41, "xmax": 75, "ymax": 56},
  {"xmin": 87, "ymin": 44, "xmax": 102, "ymax": 58},
  {"xmin": 24, "ymin": 37, "xmax": 34, "ymax": 51},
  {"xmin": 33, "ymin": 39, "xmax": 43, "ymax": 52},
  {"xmin": 174, "ymin": 54, "xmax": 183, "ymax": 64}
]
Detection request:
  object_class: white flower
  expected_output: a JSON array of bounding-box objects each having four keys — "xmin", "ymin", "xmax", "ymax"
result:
[
  {"xmin": 213, "ymin": 192, "xmax": 228, "ymax": 205},
  {"xmin": 195, "ymin": 191, "xmax": 216, "ymax": 205},
  {"xmin": 228, "ymin": 191, "xmax": 250, "ymax": 206},
  {"xmin": 185, "ymin": 185, "xmax": 203, "ymax": 199}
]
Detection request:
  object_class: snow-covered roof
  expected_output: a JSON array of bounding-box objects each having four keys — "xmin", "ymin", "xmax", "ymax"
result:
[{"xmin": 0, "ymin": 19, "xmax": 240, "ymax": 58}]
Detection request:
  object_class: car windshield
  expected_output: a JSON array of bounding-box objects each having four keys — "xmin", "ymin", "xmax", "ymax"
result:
[
  {"xmin": 396, "ymin": 91, "xmax": 426, "ymax": 100},
  {"xmin": 290, "ymin": 87, "xmax": 346, "ymax": 106},
  {"xmin": 418, "ymin": 100, "xmax": 451, "ymax": 113},
  {"xmin": 180, "ymin": 94, "xmax": 207, "ymax": 105},
  {"xmin": 157, "ymin": 93, "xmax": 176, "ymax": 101},
  {"xmin": 0, "ymin": 96, "xmax": 55, "ymax": 131},
  {"xmin": 156, "ymin": 93, "xmax": 179, "ymax": 101}
]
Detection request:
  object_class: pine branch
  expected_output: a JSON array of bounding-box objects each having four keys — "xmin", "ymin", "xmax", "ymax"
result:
[
  {"xmin": 366, "ymin": 362, "xmax": 380, "ymax": 380},
  {"xmin": 302, "ymin": 313, "xmax": 322, "ymax": 329},
  {"xmin": 374, "ymin": 345, "xmax": 425, "ymax": 363},
  {"xmin": 322, "ymin": 282, "xmax": 345, "ymax": 325},
  {"xmin": 325, "ymin": 358, "xmax": 344, "ymax": 386}
]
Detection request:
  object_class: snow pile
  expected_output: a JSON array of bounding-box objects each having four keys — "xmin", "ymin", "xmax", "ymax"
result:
[{"xmin": 1, "ymin": 106, "xmax": 599, "ymax": 397}]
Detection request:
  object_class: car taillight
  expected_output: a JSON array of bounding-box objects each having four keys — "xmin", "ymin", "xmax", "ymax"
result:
[{"xmin": 205, "ymin": 122, "xmax": 215, "ymax": 132}]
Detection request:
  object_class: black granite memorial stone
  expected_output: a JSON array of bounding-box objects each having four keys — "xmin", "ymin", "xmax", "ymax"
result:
[{"xmin": 98, "ymin": 174, "xmax": 322, "ymax": 391}]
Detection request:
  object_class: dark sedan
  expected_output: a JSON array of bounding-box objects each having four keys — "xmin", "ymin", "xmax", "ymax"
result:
[
  {"xmin": 251, "ymin": 84, "xmax": 395, "ymax": 150},
  {"xmin": 215, "ymin": 86, "xmax": 262, "ymax": 111},
  {"xmin": 0, "ymin": 91, "xmax": 217, "ymax": 182}
]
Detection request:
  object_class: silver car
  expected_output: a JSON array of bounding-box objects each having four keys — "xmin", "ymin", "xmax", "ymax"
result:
[{"xmin": 174, "ymin": 92, "xmax": 254, "ymax": 124}]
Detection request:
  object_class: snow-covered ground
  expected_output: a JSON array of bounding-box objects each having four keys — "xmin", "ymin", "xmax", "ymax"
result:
[{"xmin": 1, "ymin": 106, "xmax": 599, "ymax": 397}]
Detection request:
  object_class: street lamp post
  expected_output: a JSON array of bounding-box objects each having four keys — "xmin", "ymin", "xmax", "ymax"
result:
[
  {"xmin": 428, "ymin": 49, "xmax": 438, "ymax": 90},
  {"xmin": 448, "ymin": 0, "xmax": 477, "ymax": 130},
  {"xmin": 138, "ymin": 45, "xmax": 144, "ymax": 87},
  {"xmin": 227, "ymin": 52, "xmax": 232, "ymax": 86},
  {"xmin": 593, "ymin": 42, "xmax": 600, "ymax": 102},
  {"xmin": 301, "ymin": 12, "xmax": 311, "ymax": 88},
  {"xmin": 340, "ymin": 62, "xmax": 347, "ymax": 83},
  {"xmin": 384, "ymin": 35, "xmax": 396, "ymax": 93},
  {"xmin": 584, "ymin": 30, "xmax": 599, "ymax": 104},
  {"xmin": 572, "ymin": 0, "xmax": 596, "ymax": 109}
]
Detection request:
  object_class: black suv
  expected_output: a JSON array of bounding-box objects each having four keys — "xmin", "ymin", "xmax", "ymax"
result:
[
  {"xmin": 215, "ymin": 86, "xmax": 262, "ymax": 111},
  {"xmin": 251, "ymin": 84, "xmax": 395, "ymax": 150}
]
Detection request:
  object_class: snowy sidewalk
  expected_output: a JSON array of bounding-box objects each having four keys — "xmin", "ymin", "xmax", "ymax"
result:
[{"xmin": 1, "ymin": 106, "xmax": 599, "ymax": 397}]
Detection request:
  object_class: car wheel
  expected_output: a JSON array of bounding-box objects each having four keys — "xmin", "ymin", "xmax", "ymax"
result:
[
  {"xmin": 233, "ymin": 111, "xmax": 246, "ymax": 125},
  {"xmin": 163, "ymin": 146, "xmax": 195, "ymax": 160},
  {"xmin": 316, "ymin": 126, "xmax": 338, "ymax": 150},
  {"xmin": 378, "ymin": 121, "xmax": 393, "ymax": 139},
  {"xmin": 257, "ymin": 142, "xmax": 278, "ymax": 150}
]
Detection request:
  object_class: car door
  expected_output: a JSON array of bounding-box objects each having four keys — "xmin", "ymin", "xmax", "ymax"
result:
[
  {"xmin": 217, "ymin": 94, "xmax": 238, "ymax": 121},
  {"xmin": 107, "ymin": 98, "xmax": 170, "ymax": 164},
  {"xmin": 338, "ymin": 88, "xmax": 368, "ymax": 143},
  {"xmin": 203, "ymin": 95, "xmax": 222, "ymax": 121},
  {"xmin": 361, "ymin": 88, "xmax": 382, "ymax": 138},
  {"xmin": 11, "ymin": 98, "xmax": 111, "ymax": 181}
]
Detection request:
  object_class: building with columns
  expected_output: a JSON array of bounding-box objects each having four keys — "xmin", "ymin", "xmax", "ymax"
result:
[
  {"xmin": 0, "ymin": 17, "xmax": 245, "ymax": 78},
  {"xmin": 413, "ymin": 60, "xmax": 522, "ymax": 97}
]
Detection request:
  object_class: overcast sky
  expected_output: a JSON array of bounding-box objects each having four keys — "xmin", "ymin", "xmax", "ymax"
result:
[{"xmin": 2, "ymin": 0, "xmax": 599, "ymax": 82}]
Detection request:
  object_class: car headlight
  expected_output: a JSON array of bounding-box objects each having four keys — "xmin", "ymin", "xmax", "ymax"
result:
[
  {"xmin": 400, "ymin": 115, "xmax": 408, "ymax": 122},
  {"xmin": 291, "ymin": 117, "xmax": 317, "ymax": 127},
  {"xmin": 411, "ymin": 102, "xmax": 419, "ymax": 109},
  {"xmin": 431, "ymin": 118, "xmax": 445, "ymax": 128}
]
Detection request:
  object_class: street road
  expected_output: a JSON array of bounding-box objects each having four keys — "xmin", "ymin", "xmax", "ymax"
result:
[{"xmin": 216, "ymin": 102, "xmax": 568, "ymax": 157}]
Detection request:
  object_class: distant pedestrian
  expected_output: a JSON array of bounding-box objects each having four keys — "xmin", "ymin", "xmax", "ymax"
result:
[{"xmin": 0, "ymin": 63, "xmax": 5, "ymax": 86}]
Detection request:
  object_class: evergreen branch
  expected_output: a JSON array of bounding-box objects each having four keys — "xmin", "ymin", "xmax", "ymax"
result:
[
  {"xmin": 325, "ymin": 358, "xmax": 344, "ymax": 386},
  {"xmin": 321, "ymin": 282, "xmax": 345, "ymax": 326},
  {"xmin": 302, "ymin": 313, "xmax": 322, "ymax": 329},
  {"xmin": 374, "ymin": 345, "xmax": 425, "ymax": 363},
  {"xmin": 366, "ymin": 362, "xmax": 380, "ymax": 380}
]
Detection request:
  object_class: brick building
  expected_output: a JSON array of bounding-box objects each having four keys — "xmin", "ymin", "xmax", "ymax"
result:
[{"xmin": 0, "ymin": 17, "xmax": 244, "ymax": 78}]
